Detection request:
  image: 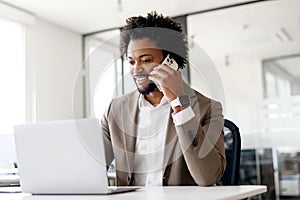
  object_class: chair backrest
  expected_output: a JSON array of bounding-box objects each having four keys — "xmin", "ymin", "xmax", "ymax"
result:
[{"xmin": 218, "ymin": 119, "xmax": 241, "ymax": 185}]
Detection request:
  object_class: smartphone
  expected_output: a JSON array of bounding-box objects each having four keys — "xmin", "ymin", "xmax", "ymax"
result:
[
  {"xmin": 161, "ymin": 54, "xmax": 178, "ymax": 71},
  {"xmin": 153, "ymin": 54, "xmax": 178, "ymax": 91}
]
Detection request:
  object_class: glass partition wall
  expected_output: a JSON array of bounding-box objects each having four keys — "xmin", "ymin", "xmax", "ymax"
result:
[
  {"xmin": 83, "ymin": 0, "xmax": 300, "ymax": 199},
  {"xmin": 83, "ymin": 29, "xmax": 122, "ymax": 119},
  {"xmin": 187, "ymin": 1, "xmax": 300, "ymax": 199}
]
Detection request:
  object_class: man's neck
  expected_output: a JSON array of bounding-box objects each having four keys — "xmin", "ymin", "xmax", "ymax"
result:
[{"xmin": 144, "ymin": 90, "xmax": 164, "ymax": 106}]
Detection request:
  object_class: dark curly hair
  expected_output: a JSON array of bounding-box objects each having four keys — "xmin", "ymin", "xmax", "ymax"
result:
[{"xmin": 120, "ymin": 11, "xmax": 188, "ymax": 69}]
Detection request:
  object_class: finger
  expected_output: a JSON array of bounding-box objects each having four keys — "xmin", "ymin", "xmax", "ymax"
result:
[
  {"xmin": 149, "ymin": 75, "xmax": 173, "ymax": 89},
  {"xmin": 149, "ymin": 75, "xmax": 170, "ymax": 88},
  {"xmin": 148, "ymin": 74, "xmax": 162, "ymax": 83},
  {"xmin": 159, "ymin": 64, "xmax": 178, "ymax": 74},
  {"xmin": 149, "ymin": 67, "xmax": 168, "ymax": 79}
]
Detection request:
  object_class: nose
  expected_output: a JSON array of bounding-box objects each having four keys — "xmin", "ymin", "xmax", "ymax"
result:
[{"xmin": 133, "ymin": 61, "xmax": 143, "ymax": 73}]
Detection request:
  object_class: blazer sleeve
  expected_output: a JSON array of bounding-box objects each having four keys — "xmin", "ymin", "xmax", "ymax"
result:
[{"xmin": 174, "ymin": 98, "xmax": 226, "ymax": 186}]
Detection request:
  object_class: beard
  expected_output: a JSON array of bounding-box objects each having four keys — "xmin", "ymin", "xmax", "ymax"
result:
[{"xmin": 136, "ymin": 81, "xmax": 158, "ymax": 95}]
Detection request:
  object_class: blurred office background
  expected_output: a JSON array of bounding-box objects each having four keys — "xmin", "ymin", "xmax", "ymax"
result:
[{"xmin": 0, "ymin": 0, "xmax": 299, "ymax": 199}]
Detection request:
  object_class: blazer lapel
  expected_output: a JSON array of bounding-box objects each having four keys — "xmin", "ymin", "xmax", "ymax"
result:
[
  {"xmin": 124, "ymin": 90, "xmax": 139, "ymax": 152},
  {"xmin": 121, "ymin": 91, "xmax": 139, "ymax": 182}
]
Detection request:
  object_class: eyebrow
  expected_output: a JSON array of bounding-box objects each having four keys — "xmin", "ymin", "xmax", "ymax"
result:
[{"xmin": 127, "ymin": 54, "xmax": 154, "ymax": 59}]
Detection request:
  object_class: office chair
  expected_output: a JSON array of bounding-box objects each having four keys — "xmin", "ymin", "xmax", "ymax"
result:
[{"xmin": 217, "ymin": 119, "xmax": 241, "ymax": 186}]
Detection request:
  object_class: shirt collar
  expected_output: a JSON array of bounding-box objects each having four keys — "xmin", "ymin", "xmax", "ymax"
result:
[{"xmin": 138, "ymin": 94, "xmax": 169, "ymax": 109}]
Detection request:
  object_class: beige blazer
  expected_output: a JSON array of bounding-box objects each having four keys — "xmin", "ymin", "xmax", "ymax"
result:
[{"xmin": 101, "ymin": 83, "xmax": 226, "ymax": 186}]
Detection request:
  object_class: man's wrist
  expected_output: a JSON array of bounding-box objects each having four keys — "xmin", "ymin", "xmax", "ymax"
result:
[
  {"xmin": 172, "ymin": 106, "xmax": 182, "ymax": 114},
  {"xmin": 170, "ymin": 95, "xmax": 190, "ymax": 109}
]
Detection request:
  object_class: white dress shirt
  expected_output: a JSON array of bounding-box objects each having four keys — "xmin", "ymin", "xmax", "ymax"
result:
[{"xmin": 133, "ymin": 94, "xmax": 195, "ymax": 186}]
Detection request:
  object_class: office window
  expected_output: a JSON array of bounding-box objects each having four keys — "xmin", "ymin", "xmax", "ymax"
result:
[
  {"xmin": 262, "ymin": 56, "xmax": 299, "ymax": 98},
  {"xmin": 0, "ymin": 18, "xmax": 25, "ymax": 135},
  {"xmin": 84, "ymin": 29, "xmax": 122, "ymax": 118}
]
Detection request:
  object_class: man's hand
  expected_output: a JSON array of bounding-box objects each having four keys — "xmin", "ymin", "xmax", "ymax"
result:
[{"xmin": 149, "ymin": 64, "xmax": 184, "ymax": 102}]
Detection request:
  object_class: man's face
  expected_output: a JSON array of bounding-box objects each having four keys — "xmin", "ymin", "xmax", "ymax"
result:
[{"xmin": 127, "ymin": 38, "xmax": 164, "ymax": 95}]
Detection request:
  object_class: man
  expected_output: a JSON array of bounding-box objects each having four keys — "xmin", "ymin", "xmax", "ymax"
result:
[{"xmin": 101, "ymin": 11, "xmax": 226, "ymax": 186}]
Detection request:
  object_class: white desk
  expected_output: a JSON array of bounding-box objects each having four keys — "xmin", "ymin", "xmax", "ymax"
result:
[{"xmin": 0, "ymin": 185, "xmax": 267, "ymax": 200}]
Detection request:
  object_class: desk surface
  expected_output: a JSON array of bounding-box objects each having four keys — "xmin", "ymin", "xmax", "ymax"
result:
[{"xmin": 0, "ymin": 185, "xmax": 267, "ymax": 200}]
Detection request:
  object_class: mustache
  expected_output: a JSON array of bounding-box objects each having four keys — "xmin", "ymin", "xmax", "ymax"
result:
[{"xmin": 133, "ymin": 73, "xmax": 151, "ymax": 78}]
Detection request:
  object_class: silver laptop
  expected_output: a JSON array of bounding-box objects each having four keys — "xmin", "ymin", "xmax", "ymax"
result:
[{"xmin": 14, "ymin": 118, "xmax": 139, "ymax": 194}]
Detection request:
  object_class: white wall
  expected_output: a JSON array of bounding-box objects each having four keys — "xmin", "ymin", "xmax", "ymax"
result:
[
  {"xmin": 27, "ymin": 18, "xmax": 83, "ymax": 121},
  {"xmin": 0, "ymin": 134, "xmax": 17, "ymax": 162},
  {"xmin": 0, "ymin": 8, "xmax": 83, "ymax": 161}
]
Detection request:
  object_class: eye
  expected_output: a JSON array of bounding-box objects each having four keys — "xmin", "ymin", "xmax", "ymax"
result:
[
  {"xmin": 142, "ymin": 59, "xmax": 153, "ymax": 63},
  {"xmin": 128, "ymin": 60, "xmax": 135, "ymax": 65}
]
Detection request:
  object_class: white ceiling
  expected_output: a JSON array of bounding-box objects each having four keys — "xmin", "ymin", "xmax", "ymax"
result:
[
  {"xmin": 188, "ymin": 0, "xmax": 300, "ymax": 56},
  {"xmin": 1, "ymin": 0, "xmax": 260, "ymax": 34},
  {"xmin": 1, "ymin": 0, "xmax": 299, "ymax": 75},
  {"xmin": 186, "ymin": 0, "xmax": 300, "ymax": 75}
]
